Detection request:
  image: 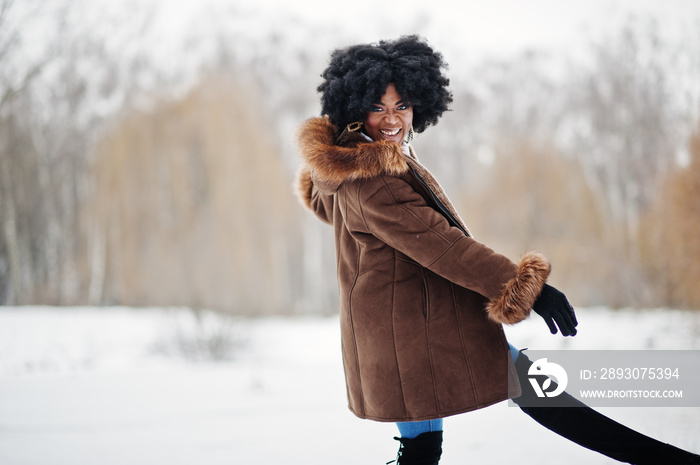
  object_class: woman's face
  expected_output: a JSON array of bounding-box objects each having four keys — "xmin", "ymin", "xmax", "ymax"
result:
[{"xmin": 363, "ymin": 83, "xmax": 413, "ymax": 143}]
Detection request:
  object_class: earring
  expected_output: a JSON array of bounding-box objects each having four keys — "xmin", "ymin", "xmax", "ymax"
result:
[
  {"xmin": 346, "ymin": 121, "xmax": 363, "ymax": 132},
  {"xmin": 406, "ymin": 125, "xmax": 415, "ymax": 143}
]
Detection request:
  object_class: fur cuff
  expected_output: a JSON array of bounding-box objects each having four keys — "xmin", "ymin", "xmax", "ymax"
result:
[{"xmin": 485, "ymin": 251, "xmax": 551, "ymax": 325}]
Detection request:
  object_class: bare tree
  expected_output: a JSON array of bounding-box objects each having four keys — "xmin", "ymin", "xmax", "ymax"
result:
[
  {"xmin": 0, "ymin": 0, "xmax": 47, "ymax": 303},
  {"xmin": 565, "ymin": 20, "xmax": 682, "ymax": 239},
  {"xmin": 0, "ymin": 0, "xmax": 153, "ymax": 305},
  {"xmin": 641, "ymin": 124, "xmax": 700, "ymax": 308},
  {"xmin": 557, "ymin": 19, "xmax": 694, "ymax": 305}
]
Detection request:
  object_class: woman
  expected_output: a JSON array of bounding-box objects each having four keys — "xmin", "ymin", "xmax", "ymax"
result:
[{"xmin": 295, "ymin": 35, "xmax": 699, "ymax": 465}]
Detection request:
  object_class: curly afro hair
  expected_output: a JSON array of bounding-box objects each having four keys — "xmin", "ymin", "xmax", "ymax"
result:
[{"xmin": 317, "ymin": 35, "xmax": 452, "ymax": 134}]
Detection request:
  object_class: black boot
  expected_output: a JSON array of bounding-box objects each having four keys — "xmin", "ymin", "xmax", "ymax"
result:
[
  {"xmin": 513, "ymin": 351, "xmax": 700, "ymax": 465},
  {"xmin": 387, "ymin": 431, "xmax": 443, "ymax": 465}
]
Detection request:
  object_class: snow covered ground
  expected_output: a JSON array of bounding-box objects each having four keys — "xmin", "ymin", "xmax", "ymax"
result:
[{"xmin": 0, "ymin": 306, "xmax": 699, "ymax": 464}]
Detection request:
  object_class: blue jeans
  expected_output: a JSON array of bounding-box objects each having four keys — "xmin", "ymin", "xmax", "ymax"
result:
[
  {"xmin": 396, "ymin": 418, "xmax": 443, "ymax": 439},
  {"xmin": 396, "ymin": 343, "xmax": 520, "ymax": 437}
]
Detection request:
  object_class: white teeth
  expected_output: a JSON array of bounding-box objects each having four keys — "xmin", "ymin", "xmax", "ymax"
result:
[{"xmin": 380, "ymin": 128, "xmax": 400, "ymax": 136}]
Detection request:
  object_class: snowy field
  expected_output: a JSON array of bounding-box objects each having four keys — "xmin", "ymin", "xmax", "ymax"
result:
[{"xmin": 1, "ymin": 306, "xmax": 699, "ymax": 465}]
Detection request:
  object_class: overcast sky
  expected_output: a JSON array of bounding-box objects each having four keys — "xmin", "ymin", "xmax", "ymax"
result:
[
  {"xmin": 255, "ymin": 0, "xmax": 700, "ymax": 59},
  {"xmin": 15, "ymin": 0, "xmax": 700, "ymax": 63},
  {"xmin": 10, "ymin": 0, "xmax": 700, "ymax": 98}
]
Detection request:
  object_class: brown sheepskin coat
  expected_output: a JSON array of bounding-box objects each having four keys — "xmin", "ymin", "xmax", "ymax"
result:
[{"xmin": 295, "ymin": 116, "xmax": 551, "ymax": 422}]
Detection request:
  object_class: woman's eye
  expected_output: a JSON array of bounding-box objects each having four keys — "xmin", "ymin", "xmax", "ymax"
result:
[
  {"xmin": 369, "ymin": 106, "xmax": 383, "ymax": 113},
  {"xmin": 397, "ymin": 104, "xmax": 410, "ymax": 111}
]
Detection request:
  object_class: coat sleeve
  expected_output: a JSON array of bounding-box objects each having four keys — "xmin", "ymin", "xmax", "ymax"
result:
[
  {"xmin": 296, "ymin": 166, "xmax": 334, "ymax": 225},
  {"xmin": 351, "ymin": 175, "xmax": 550, "ymax": 325}
]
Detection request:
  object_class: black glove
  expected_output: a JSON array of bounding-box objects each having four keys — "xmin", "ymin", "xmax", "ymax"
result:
[{"xmin": 532, "ymin": 284, "xmax": 578, "ymax": 336}]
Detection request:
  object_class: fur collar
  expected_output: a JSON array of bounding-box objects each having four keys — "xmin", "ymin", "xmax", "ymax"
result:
[{"xmin": 296, "ymin": 117, "xmax": 409, "ymax": 195}]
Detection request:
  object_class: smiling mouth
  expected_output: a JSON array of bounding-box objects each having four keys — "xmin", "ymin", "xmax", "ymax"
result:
[{"xmin": 379, "ymin": 128, "xmax": 401, "ymax": 137}]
